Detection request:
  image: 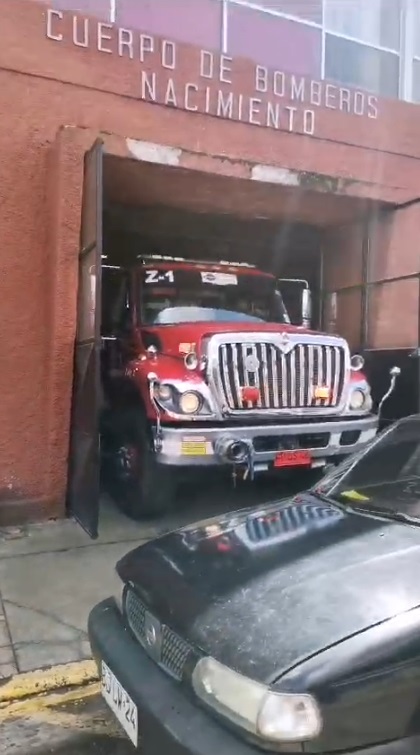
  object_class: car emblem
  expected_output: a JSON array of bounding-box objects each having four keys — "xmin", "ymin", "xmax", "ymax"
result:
[
  {"xmin": 244, "ymin": 353, "xmax": 260, "ymax": 373},
  {"xmin": 278, "ymin": 333, "xmax": 294, "ymax": 354},
  {"xmin": 145, "ymin": 623, "xmax": 157, "ymax": 647},
  {"xmin": 143, "ymin": 611, "xmax": 162, "ymax": 661}
]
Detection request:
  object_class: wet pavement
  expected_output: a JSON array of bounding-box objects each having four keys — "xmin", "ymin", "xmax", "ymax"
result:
[{"xmin": 3, "ymin": 686, "xmax": 134, "ymax": 755}]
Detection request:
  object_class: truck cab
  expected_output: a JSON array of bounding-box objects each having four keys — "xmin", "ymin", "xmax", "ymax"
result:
[{"xmin": 101, "ymin": 255, "xmax": 378, "ymax": 519}]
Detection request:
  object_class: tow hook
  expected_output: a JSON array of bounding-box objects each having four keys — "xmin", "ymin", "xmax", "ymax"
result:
[
  {"xmin": 214, "ymin": 436, "xmax": 255, "ymax": 483},
  {"xmin": 148, "ymin": 373, "xmax": 163, "ymax": 451}
]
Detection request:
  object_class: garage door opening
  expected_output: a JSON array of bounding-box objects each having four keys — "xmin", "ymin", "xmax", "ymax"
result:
[{"xmin": 67, "ymin": 144, "xmax": 380, "ymax": 538}]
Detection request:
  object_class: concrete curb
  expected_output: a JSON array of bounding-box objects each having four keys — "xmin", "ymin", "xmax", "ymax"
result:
[{"xmin": 0, "ymin": 660, "xmax": 99, "ymax": 704}]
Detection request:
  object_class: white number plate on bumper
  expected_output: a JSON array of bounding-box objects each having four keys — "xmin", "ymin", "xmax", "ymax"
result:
[{"xmin": 101, "ymin": 661, "xmax": 138, "ymax": 746}]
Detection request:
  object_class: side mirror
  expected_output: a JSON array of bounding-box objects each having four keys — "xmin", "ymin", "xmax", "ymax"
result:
[
  {"xmin": 378, "ymin": 366, "xmax": 401, "ymax": 420},
  {"xmin": 277, "ymin": 278, "xmax": 312, "ymax": 327},
  {"xmin": 301, "ymin": 287, "xmax": 312, "ymax": 328}
]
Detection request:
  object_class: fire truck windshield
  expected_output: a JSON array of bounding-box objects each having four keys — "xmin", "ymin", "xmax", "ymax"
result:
[{"xmin": 140, "ymin": 267, "xmax": 290, "ymax": 326}]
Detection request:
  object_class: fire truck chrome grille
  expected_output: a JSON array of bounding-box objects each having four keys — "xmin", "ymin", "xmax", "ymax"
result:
[
  {"xmin": 216, "ymin": 342, "xmax": 346, "ymax": 411},
  {"xmin": 125, "ymin": 588, "xmax": 193, "ymax": 681}
]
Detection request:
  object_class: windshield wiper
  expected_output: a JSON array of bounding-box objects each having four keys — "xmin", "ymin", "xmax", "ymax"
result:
[
  {"xmin": 310, "ymin": 490, "xmax": 420, "ymax": 526},
  {"xmin": 346, "ymin": 506, "xmax": 420, "ymax": 527}
]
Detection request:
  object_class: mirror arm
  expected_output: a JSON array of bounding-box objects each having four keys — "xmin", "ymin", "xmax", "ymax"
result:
[{"xmin": 277, "ymin": 278, "xmax": 310, "ymax": 289}]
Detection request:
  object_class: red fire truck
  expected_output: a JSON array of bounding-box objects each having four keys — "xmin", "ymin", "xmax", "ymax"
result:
[{"xmin": 99, "ymin": 255, "xmax": 396, "ymax": 519}]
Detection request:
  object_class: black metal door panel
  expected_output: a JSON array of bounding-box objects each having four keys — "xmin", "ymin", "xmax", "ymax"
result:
[{"xmin": 67, "ymin": 139, "xmax": 103, "ymax": 537}]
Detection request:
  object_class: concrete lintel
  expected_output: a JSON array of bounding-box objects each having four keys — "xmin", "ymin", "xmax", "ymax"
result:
[
  {"xmin": 251, "ymin": 165, "xmax": 301, "ymax": 186},
  {"xmin": 251, "ymin": 163, "xmax": 359, "ymax": 196},
  {"xmin": 126, "ymin": 138, "xmax": 182, "ymax": 166}
]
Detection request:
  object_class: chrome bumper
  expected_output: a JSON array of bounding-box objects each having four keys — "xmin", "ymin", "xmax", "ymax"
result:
[{"xmin": 156, "ymin": 415, "xmax": 378, "ymax": 468}]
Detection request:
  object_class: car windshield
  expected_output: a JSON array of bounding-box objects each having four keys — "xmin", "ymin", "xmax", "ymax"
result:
[
  {"xmin": 140, "ymin": 266, "xmax": 290, "ymax": 325},
  {"xmin": 317, "ymin": 416, "xmax": 420, "ymax": 521}
]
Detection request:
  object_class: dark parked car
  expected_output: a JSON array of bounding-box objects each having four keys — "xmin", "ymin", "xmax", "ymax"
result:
[{"xmin": 88, "ymin": 415, "xmax": 420, "ymax": 754}]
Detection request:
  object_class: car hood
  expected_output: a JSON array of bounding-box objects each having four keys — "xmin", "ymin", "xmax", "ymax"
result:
[{"xmin": 117, "ymin": 495, "xmax": 420, "ymax": 683}]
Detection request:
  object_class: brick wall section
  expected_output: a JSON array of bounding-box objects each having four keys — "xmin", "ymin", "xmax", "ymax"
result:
[
  {"xmin": 323, "ymin": 223, "xmax": 363, "ymax": 350},
  {"xmin": 323, "ymin": 206, "xmax": 420, "ymax": 350},
  {"xmin": 367, "ymin": 204, "xmax": 420, "ymax": 349},
  {"xmin": 1, "ymin": 0, "xmax": 420, "ymax": 520}
]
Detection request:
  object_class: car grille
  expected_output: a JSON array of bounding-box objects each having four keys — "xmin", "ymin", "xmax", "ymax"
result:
[
  {"xmin": 125, "ymin": 588, "xmax": 192, "ymax": 681},
  {"xmin": 216, "ymin": 341, "xmax": 346, "ymax": 411}
]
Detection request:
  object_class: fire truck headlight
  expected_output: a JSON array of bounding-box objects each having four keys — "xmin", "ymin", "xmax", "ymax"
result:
[
  {"xmin": 152, "ymin": 380, "xmax": 212, "ymax": 417},
  {"xmin": 154, "ymin": 383, "xmax": 172, "ymax": 402},
  {"xmin": 349, "ymin": 387, "xmax": 372, "ymax": 412},
  {"xmin": 179, "ymin": 391, "xmax": 202, "ymax": 414}
]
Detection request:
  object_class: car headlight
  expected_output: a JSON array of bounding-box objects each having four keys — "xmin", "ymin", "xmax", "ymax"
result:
[
  {"xmin": 152, "ymin": 380, "xmax": 207, "ymax": 416},
  {"xmin": 154, "ymin": 382, "xmax": 172, "ymax": 401},
  {"xmin": 349, "ymin": 386, "xmax": 372, "ymax": 412},
  {"xmin": 192, "ymin": 657, "xmax": 322, "ymax": 742},
  {"xmin": 179, "ymin": 391, "xmax": 201, "ymax": 414},
  {"xmin": 349, "ymin": 388, "xmax": 365, "ymax": 410}
]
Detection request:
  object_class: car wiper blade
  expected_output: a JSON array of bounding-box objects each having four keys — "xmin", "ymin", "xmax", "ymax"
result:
[
  {"xmin": 310, "ymin": 490, "xmax": 420, "ymax": 526},
  {"xmin": 349, "ymin": 506, "xmax": 420, "ymax": 526}
]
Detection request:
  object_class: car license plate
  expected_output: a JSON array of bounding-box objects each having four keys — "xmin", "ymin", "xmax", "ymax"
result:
[
  {"xmin": 101, "ymin": 661, "xmax": 138, "ymax": 746},
  {"xmin": 274, "ymin": 450, "xmax": 312, "ymax": 468}
]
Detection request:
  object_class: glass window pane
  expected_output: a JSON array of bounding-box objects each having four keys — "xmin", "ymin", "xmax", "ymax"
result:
[
  {"xmin": 325, "ymin": 34, "xmax": 399, "ymax": 98},
  {"xmin": 412, "ymin": 59, "xmax": 420, "ymax": 103},
  {"xmin": 413, "ymin": 1, "xmax": 420, "ymax": 57},
  {"xmin": 52, "ymin": 0, "xmax": 109, "ymax": 19},
  {"xmin": 229, "ymin": 0, "xmax": 323, "ymax": 24},
  {"xmin": 116, "ymin": 0, "xmax": 222, "ymax": 50},
  {"xmin": 228, "ymin": 3, "xmax": 322, "ymax": 77},
  {"xmin": 324, "ymin": 0, "xmax": 401, "ymax": 51}
]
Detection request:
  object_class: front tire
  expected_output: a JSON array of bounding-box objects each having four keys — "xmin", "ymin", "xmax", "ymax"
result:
[{"xmin": 104, "ymin": 409, "xmax": 175, "ymax": 520}]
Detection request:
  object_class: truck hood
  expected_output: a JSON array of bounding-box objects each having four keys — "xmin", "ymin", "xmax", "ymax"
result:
[
  {"xmin": 143, "ymin": 322, "xmax": 327, "ymax": 359},
  {"xmin": 117, "ymin": 495, "xmax": 420, "ymax": 683}
]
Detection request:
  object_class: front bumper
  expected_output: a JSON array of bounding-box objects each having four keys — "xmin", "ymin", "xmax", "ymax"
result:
[
  {"xmin": 156, "ymin": 415, "xmax": 378, "ymax": 467},
  {"xmin": 89, "ymin": 599, "xmax": 416, "ymax": 755}
]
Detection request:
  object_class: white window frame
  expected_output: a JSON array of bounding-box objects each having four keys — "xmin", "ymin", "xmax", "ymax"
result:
[
  {"xmin": 112, "ymin": 0, "xmax": 413, "ymax": 101},
  {"xmin": 321, "ymin": 0, "xmax": 326, "ymax": 79},
  {"xmin": 225, "ymin": 0, "xmax": 323, "ymax": 29},
  {"xmin": 226, "ymin": 0, "xmax": 402, "ymax": 92},
  {"xmin": 323, "ymin": 0, "xmax": 401, "ymax": 54},
  {"xmin": 324, "ymin": 32, "xmax": 401, "ymax": 97},
  {"xmin": 222, "ymin": 0, "xmax": 228, "ymax": 53},
  {"xmin": 407, "ymin": 0, "xmax": 420, "ymax": 101},
  {"xmin": 324, "ymin": 30, "xmax": 400, "ymax": 58},
  {"xmin": 322, "ymin": 0, "xmax": 404, "ymax": 99}
]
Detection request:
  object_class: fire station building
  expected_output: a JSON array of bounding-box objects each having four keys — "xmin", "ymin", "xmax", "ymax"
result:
[{"xmin": 1, "ymin": 0, "xmax": 420, "ymax": 528}]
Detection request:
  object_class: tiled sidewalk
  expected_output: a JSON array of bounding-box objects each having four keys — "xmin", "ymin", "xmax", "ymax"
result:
[
  {"xmin": 0, "ymin": 501, "xmax": 161, "ymax": 680},
  {"xmin": 0, "ymin": 595, "xmax": 16, "ymax": 679}
]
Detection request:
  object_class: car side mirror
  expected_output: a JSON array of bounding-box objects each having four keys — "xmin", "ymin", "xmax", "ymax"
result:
[{"xmin": 277, "ymin": 278, "xmax": 312, "ymax": 328}]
